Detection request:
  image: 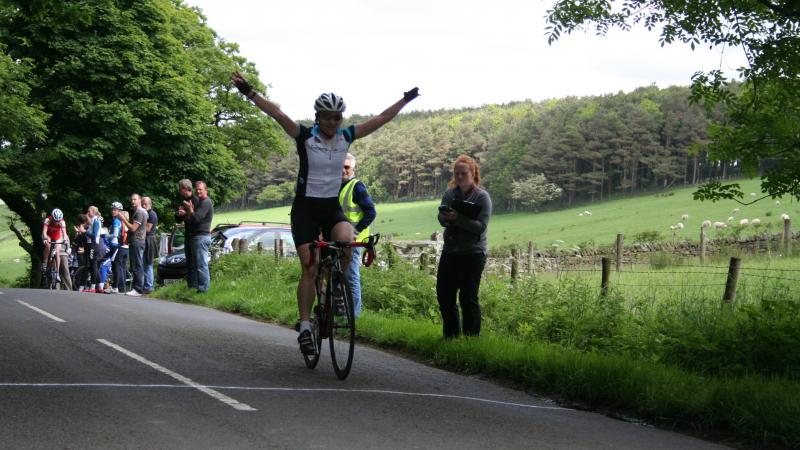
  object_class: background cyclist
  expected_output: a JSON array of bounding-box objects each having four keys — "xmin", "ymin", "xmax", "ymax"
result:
[
  {"xmin": 232, "ymin": 70, "xmax": 418, "ymax": 355},
  {"xmin": 41, "ymin": 208, "xmax": 69, "ymax": 282}
]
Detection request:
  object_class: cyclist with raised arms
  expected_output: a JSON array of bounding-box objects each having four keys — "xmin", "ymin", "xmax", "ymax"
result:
[
  {"xmin": 232, "ymin": 71, "xmax": 418, "ymax": 355},
  {"xmin": 42, "ymin": 208, "xmax": 69, "ymax": 282}
]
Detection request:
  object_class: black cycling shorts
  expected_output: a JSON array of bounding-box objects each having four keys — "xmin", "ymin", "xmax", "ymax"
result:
[{"xmin": 290, "ymin": 197, "xmax": 349, "ymax": 246}]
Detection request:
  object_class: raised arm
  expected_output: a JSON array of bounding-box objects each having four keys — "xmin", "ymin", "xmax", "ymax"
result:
[
  {"xmin": 354, "ymin": 87, "xmax": 419, "ymax": 139},
  {"xmin": 231, "ymin": 71, "xmax": 300, "ymax": 139}
]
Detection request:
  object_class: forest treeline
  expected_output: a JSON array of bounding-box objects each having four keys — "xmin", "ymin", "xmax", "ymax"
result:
[{"xmin": 231, "ymin": 84, "xmax": 749, "ymax": 212}]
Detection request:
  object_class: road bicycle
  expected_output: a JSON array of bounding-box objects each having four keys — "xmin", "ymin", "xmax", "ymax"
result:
[
  {"xmin": 303, "ymin": 234, "xmax": 379, "ymax": 379},
  {"xmin": 42, "ymin": 240, "xmax": 70, "ymax": 290}
]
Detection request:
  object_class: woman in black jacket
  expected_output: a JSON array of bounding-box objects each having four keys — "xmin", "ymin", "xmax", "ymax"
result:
[{"xmin": 436, "ymin": 154, "xmax": 492, "ymax": 338}]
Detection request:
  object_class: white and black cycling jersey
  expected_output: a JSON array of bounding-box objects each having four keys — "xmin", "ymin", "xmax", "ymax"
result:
[{"xmin": 294, "ymin": 124, "xmax": 356, "ymax": 198}]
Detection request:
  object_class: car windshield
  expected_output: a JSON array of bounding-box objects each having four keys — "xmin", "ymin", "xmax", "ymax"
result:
[
  {"xmin": 248, "ymin": 229, "xmax": 295, "ymax": 254},
  {"xmin": 214, "ymin": 227, "xmax": 295, "ymax": 255}
]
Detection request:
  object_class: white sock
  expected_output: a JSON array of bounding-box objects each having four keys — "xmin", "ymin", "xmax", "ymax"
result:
[{"xmin": 299, "ymin": 321, "xmax": 312, "ymax": 333}]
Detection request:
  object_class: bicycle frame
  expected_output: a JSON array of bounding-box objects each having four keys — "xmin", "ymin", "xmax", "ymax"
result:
[{"xmin": 304, "ymin": 234, "xmax": 380, "ymax": 379}]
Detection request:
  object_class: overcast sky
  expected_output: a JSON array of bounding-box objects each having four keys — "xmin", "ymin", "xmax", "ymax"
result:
[{"xmin": 183, "ymin": 0, "xmax": 747, "ymax": 121}]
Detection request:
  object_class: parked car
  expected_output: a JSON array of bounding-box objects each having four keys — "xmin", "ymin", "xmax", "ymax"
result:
[{"xmin": 156, "ymin": 222, "xmax": 295, "ymax": 285}]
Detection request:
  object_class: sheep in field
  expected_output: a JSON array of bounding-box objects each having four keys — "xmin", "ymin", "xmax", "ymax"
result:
[
  {"xmin": 713, "ymin": 222, "xmax": 727, "ymax": 229},
  {"xmin": 750, "ymin": 218, "xmax": 761, "ymax": 226},
  {"xmin": 702, "ymin": 220, "xmax": 712, "ymax": 228},
  {"xmin": 681, "ymin": 214, "xmax": 689, "ymax": 221},
  {"xmin": 740, "ymin": 218, "xmax": 749, "ymax": 226}
]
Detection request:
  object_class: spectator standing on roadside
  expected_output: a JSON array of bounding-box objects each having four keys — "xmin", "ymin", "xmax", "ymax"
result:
[
  {"xmin": 116, "ymin": 210, "xmax": 130, "ymax": 294},
  {"xmin": 175, "ymin": 179, "xmax": 198, "ymax": 289},
  {"xmin": 436, "ymin": 155, "xmax": 492, "ymax": 338},
  {"xmin": 107, "ymin": 202, "xmax": 128, "ymax": 294},
  {"xmin": 118, "ymin": 193, "xmax": 148, "ymax": 296},
  {"xmin": 142, "ymin": 196, "xmax": 158, "ymax": 294},
  {"xmin": 339, "ymin": 153, "xmax": 376, "ymax": 318},
  {"xmin": 73, "ymin": 214, "xmax": 90, "ymax": 291},
  {"xmin": 85, "ymin": 206, "xmax": 104, "ymax": 293},
  {"xmin": 177, "ymin": 181, "xmax": 213, "ymax": 293}
]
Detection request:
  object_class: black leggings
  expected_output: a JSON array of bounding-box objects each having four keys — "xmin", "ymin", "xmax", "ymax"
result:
[
  {"xmin": 436, "ymin": 253, "xmax": 487, "ymax": 338},
  {"xmin": 89, "ymin": 243, "xmax": 100, "ymax": 287}
]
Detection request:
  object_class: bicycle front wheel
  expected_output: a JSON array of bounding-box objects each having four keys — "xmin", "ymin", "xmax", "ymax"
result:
[
  {"xmin": 328, "ymin": 270, "xmax": 355, "ymax": 380},
  {"xmin": 302, "ymin": 314, "xmax": 322, "ymax": 369},
  {"xmin": 48, "ymin": 269, "xmax": 59, "ymax": 290}
]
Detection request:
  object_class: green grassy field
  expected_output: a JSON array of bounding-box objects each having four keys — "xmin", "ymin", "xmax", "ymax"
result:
[
  {"xmin": 216, "ymin": 178, "xmax": 797, "ymax": 249},
  {"xmin": 0, "ymin": 204, "xmax": 27, "ymax": 284}
]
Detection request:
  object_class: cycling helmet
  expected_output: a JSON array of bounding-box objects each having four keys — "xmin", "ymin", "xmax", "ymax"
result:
[
  {"xmin": 111, "ymin": 201, "xmax": 123, "ymax": 210},
  {"xmin": 51, "ymin": 208, "xmax": 63, "ymax": 221},
  {"xmin": 314, "ymin": 93, "xmax": 346, "ymax": 113}
]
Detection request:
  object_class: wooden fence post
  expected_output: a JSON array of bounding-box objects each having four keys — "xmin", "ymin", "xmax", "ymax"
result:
[
  {"xmin": 510, "ymin": 248, "xmax": 518, "ymax": 282},
  {"xmin": 231, "ymin": 238, "xmax": 239, "ymax": 254},
  {"xmin": 527, "ymin": 241, "xmax": 533, "ymax": 274},
  {"xmin": 601, "ymin": 257, "xmax": 610, "ymax": 296},
  {"xmin": 278, "ymin": 238, "xmax": 284, "ymax": 257},
  {"xmin": 784, "ymin": 218, "xmax": 792, "ymax": 255},
  {"xmin": 256, "ymin": 242, "xmax": 263, "ymax": 254},
  {"xmin": 615, "ymin": 234, "xmax": 624, "ymax": 272},
  {"xmin": 238, "ymin": 238, "xmax": 248, "ymax": 254},
  {"xmin": 700, "ymin": 226, "xmax": 707, "ymax": 263},
  {"xmin": 419, "ymin": 252, "xmax": 428, "ymax": 271},
  {"xmin": 722, "ymin": 257, "xmax": 741, "ymax": 305},
  {"xmin": 274, "ymin": 238, "xmax": 279, "ymax": 258}
]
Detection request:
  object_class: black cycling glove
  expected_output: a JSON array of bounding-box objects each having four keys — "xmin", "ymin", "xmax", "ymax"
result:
[
  {"xmin": 403, "ymin": 87, "xmax": 419, "ymax": 102},
  {"xmin": 234, "ymin": 77, "xmax": 255, "ymax": 99}
]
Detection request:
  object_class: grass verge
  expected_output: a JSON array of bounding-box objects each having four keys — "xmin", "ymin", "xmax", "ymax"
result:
[{"xmin": 157, "ymin": 254, "xmax": 799, "ymax": 448}]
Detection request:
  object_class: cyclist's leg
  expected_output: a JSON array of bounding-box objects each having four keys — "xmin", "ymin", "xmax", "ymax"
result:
[
  {"xmin": 296, "ymin": 243, "xmax": 316, "ymax": 322},
  {"xmin": 53, "ymin": 242, "xmax": 61, "ymax": 276},
  {"xmin": 42, "ymin": 241, "xmax": 51, "ymax": 270},
  {"xmin": 329, "ymin": 218, "xmax": 354, "ymax": 272}
]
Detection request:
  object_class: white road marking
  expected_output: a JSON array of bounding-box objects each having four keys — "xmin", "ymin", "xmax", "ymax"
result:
[
  {"xmin": 96, "ymin": 339, "xmax": 257, "ymax": 412},
  {"xmin": 16, "ymin": 300, "xmax": 66, "ymax": 322},
  {"xmin": 0, "ymin": 383, "xmax": 571, "ymax": 412}
]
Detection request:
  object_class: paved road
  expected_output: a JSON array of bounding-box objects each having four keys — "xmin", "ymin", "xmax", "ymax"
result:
[{"xmin": 0, "ymin": 288, "xmax": 728, "ymax": 449}]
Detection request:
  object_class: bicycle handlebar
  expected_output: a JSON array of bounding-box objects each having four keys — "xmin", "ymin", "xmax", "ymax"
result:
[{"xmin": 311, "ymin": 234, "xmax": 381, "ymax": 267}]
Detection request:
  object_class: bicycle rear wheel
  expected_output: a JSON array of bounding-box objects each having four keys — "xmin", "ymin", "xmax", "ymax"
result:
[{"xmin": 328, "ymin": 270, "xmax": 355, "ymax": 380}]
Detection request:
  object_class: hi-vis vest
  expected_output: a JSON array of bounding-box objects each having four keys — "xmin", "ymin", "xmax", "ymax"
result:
[{"xmin": 339, "ymin": 178, "xmax": 370, "ymax": 242}]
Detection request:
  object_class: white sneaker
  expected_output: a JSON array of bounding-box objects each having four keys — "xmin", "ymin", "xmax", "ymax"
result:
[
  {"xmin": 125, "ymin": 290, "xmax": 142, "ymax": 297},
  {"xmin": 111, "ymin": 288, "xmax": 119, "ymax": 294}
]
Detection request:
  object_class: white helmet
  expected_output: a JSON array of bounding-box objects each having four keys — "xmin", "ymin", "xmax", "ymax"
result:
[
  {"xmin": 111, "ymin": 201, "xmax": 123, "ymax": 210},
  {"xmin": 51, "ymin": 208, "xmax": 63, "ymax": 221},
  {"xmin": 314, "ymin": 93, "xmax": 346, "ymax": 113}
]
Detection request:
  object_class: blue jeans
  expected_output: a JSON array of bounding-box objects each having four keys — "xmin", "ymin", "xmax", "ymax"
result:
[
  {"xmin": 130, "ymin": 240, "xmax": 146, "ymax": 293},
  {"xmin": 346, "ymin": 246, "xmax": 363, "ymax": 317},
  {"xmin": 144, "ymin": 263, "xmax": 154, "ymax": 291},
  {"xmin": 192, "ymin": 235, "xmax": 212, "ymax": 293},
  {"xmin": 114, "ymin": 247, "xmax": 129, "ymax": 292}
]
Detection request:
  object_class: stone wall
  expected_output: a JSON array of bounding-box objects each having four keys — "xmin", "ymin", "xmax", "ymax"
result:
[{"xmin": 389, "ymin": 231, "xmax": 799, "ymax": 274}]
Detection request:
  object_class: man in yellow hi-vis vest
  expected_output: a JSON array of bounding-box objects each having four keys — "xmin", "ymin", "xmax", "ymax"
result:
[{"xmin": 339, "ymin": 153, "xmax": 377, "ymax": 317}]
